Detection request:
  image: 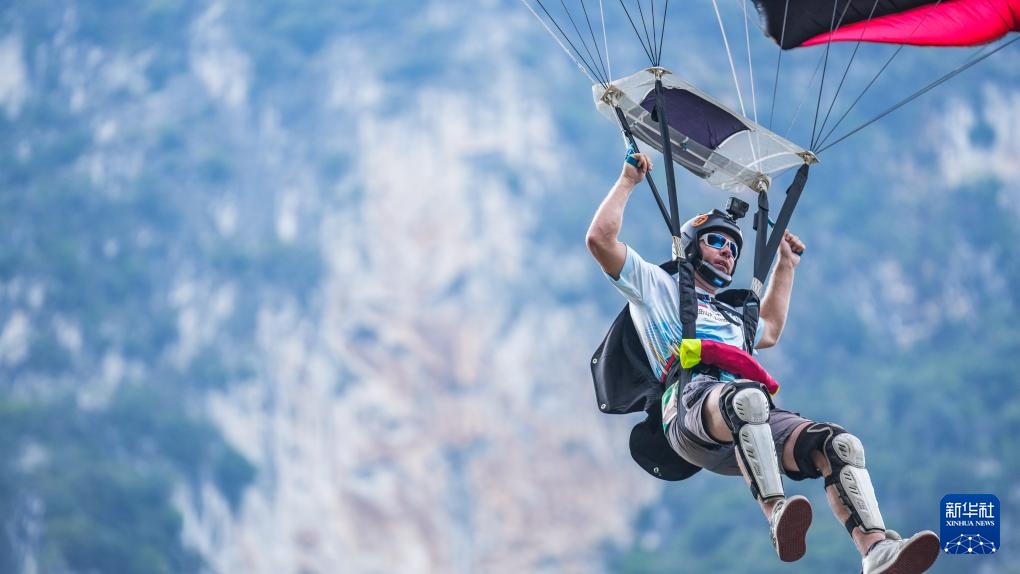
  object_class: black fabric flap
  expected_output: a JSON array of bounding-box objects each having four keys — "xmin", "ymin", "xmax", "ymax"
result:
[
  {"xmin": 629, "ymin": 406, "xmax": 702, "ymax": 481},
  {"xmin": 591, "ymin": 304, "xmax": 661, "ymax": 414}
]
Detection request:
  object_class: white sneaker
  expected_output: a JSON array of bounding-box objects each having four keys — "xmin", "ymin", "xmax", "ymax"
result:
[
  {"xmin": 770, "ymin": 495, "xmax": 812, "ymax": 562},
  {"xmin": 861, "ymin": 530, "xmax": 940, "ymax": 574}
]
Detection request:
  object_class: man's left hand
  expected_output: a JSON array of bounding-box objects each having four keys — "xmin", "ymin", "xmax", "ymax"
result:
[{"xmin": 778, "ymin": 230, "xmax": 805, "ymax": 267}]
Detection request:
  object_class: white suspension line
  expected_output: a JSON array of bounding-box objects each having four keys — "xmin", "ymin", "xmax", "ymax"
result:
[
  {"xmin": 521, "ymin": 0, "xmax": 601, "ymax": 86},
  {"xmin": 711, "ymin": 0, "xmax": 747, "ymax": 117},
  {"xmin": 740, "ymin": 0, "xmax": 761, "ymax": 162},
  {"xmin": 784, "ymin": 56, "xmax": 825, "ymax": 139},
  {"xmin": 600, "ymin": 0, "xmax": 612, "ymax": 80}
]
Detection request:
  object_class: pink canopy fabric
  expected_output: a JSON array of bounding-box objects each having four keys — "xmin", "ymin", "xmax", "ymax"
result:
[{"xmin": 802, "ymin": 0, "xmax": 1020, "ymax": 47}]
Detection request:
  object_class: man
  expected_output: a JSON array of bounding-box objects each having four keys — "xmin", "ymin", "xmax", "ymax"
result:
[{"xmin": 585, "ymin": 150, "xmax": 940, "ymax": 573}]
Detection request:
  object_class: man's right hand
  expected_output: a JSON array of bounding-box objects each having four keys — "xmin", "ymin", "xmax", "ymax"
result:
[{"xmin": 622, "ymin": 150, "xmax": 653, "ymax": 186}]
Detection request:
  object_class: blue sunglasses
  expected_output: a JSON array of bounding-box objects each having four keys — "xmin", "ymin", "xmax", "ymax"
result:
[{"xmin": 700, "ymin": 232, "xmax": 740, "ymax": 258}]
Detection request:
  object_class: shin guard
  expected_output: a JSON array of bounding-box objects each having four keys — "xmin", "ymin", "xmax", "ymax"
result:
[
  {"xmin": 721, "ymin": 382, "xmax": 784, "ymax": 501},
  {"xmin": 826, "ymin": 432, "xmax": 885, "ymax": 534}
]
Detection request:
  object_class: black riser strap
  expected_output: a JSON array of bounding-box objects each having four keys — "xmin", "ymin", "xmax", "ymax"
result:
[
  {"xmin": 677, "ymin": 260, "xmax": 698, "ymax": 340},
  {"xmin": 753, "ymin": 191, "xmax": 770, "ymax": 282},
  {"xmin": 653, "ymin": 78, "xmax": 681, "ymax": 237},
  {"xmin": 740, "ymin": 294, "xmax": 760, "ymax": 355},
  {"xmin": 762, "ymin": 164, "xmax": 810, "ymax": 279},
  {"xmin": 613, "ymin": 105, "xmax": 672, "ymax": 232}
]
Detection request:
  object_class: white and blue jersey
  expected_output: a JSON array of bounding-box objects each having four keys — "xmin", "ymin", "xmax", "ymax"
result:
[{"xmin": 607, "ymin": 245, "xmax": 763, "ymax": 381}]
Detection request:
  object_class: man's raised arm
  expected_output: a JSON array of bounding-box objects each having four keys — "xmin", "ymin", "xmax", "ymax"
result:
[
  {"xmin": 586, "ymin": 153, "xmax": 652, "ymax": 279},
  {"xmin": 757, "ymin": 230, "xmax": 805, "ymax": 349}
]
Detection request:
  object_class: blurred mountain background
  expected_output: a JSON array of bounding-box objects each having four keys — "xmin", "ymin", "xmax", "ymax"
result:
[{"xmin": 0, "ymin": 1, "xmax": 1017, "ymax": 573}]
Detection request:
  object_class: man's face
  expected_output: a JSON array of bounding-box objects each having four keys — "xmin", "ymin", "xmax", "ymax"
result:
[{"xmin": 698, "ymin": 231, "xmax": 738, "ymax": 276}]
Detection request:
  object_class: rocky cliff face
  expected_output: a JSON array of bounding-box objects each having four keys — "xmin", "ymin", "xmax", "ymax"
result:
[
  {"xmin": 2, "ymin": 2, "xmax": 658, "ymax": 572},
  {"xmin": 178, "ymin": 9, "xmax": 658, "ymax": 568}
]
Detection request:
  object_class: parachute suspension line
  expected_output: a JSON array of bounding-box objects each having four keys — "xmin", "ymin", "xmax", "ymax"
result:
[
  {"xmin": 711, "ymin": 0, "xmax": 747, "ymax": 117},
  {"xmin": 613, "ymin": 106, "xmax": 672, "ymax": 230},
  {"xmin": 599, "ymin": 0, "xmax": 612, "ymax": 79},
  {"xmin": 814, "ymin": 46, "xmax": 905, "ymax": 148},
  {"xmin": 816, "ymin": 36, "xmax": 1020, "ymax": 154},
  {"xmin": 740, "ymin": 0, "xmax": 761, "ymax": 161},
  {"xmin": 810, "ymin": 0, "xmax": 853, "ymax": 150},
  {"xmin": 617, "ymin": 0, "xmax": 657, "ymax": 64},
  {"xmin": 651, "ymin": 0, "xmax": 659, "ymax": 63},
  {"xmin": 784, "ymin": 55, "xmax": 825, "ymax": 138},
  {"xmin": 814, "ymin": 0, "xmax": 883, "ymax": 145},
  {"xmin": 522, "ymin": 0, "xmax": 608, "ymax": 86},
  {"xmin": 633, "ymin": 0, "xmax": 659, "ymax": 64},
  {"xmin": 814, "ymin": 0, "xmax": 946, "ymax": 149},
  {"xmin": 767, "ymin": 0, "xmax": 791, "ymax": 131},
  {"xmin": 571, "ymin": 0, "xmax": 607, "ymax": 84},
  {"xmin": 558, "ymin": 0, "xmax": 611, "ymax": 85},
  {"xmin": 579, "ymin": 0, "xmax": 607, "ymax": 83},
  {"xmin": 657, "ymin": 0, "xmax": 670, "ymax": 68}
]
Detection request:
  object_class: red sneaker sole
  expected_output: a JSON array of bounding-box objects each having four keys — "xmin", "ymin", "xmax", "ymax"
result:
[{"xmin": 775, "ymin": 496, "xmax": 813, "ymax": 562}]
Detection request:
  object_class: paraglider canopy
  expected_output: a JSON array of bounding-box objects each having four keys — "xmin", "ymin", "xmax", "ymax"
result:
[{"xmin": 753, "ymin": 0, "xmax": 1020, "ymax": 49}]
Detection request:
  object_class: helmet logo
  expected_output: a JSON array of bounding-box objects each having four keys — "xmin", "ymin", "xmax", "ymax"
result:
[{"xmin": 691, "ymin": 214, "xmax": 709, "ymax": 227}]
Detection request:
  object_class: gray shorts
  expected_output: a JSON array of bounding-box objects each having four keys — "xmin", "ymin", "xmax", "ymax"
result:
[{"xmin": 665, "ymin": 378, "xmax": 811, "ymax": 476}]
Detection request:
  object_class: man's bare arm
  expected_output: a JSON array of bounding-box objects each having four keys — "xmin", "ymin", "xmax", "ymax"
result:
[
  {"xmin": 586, "ymin": 153, "xmax": 652, "ymax": 279},
  {"xmin": 757, "ymin": 231, "xmax": 805, "ymax": 349}
]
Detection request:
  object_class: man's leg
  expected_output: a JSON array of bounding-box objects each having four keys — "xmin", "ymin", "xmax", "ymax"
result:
[
  {"xmin": 703, "ymin": 383, "xmax": 785, "ymax": 509},
  {"xmin": 702, "ymin": 383, "xmax": 812, "ymax": 562},
  {"xmin": 783, "ymin": 422, "xmax": 940, "ymax": 573},
  {"xmin": 782, "ymin": 422, "xmax": 885, "ymax": 555}
]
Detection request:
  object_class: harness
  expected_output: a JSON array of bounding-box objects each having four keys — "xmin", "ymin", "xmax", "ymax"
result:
[
  {"xmin": 590, "ymin": 269, "xmax": 761, "ymax": 480},
  {"xmin": 659, "ymin": 291, "xmax": 745, "ymax": 382}
]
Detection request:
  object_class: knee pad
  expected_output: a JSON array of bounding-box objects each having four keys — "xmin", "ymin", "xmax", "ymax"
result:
[
  {"xmin": 720, "ymin": 381, "xmax": 784, "ymax": 501},
  {"xmin": 789, "ymin": 422, "xmax": 845, "ymax": 480},
  {"xmin": 790, "ymin": 423, "xmax": 885, "ymax": 534}
]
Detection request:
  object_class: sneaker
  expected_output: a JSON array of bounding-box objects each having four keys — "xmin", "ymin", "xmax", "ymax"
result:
[
  {"xmin": 770, "ymin": 495, "xmax": 813, "ymax": 562},
  {"xmin": 861, "ymin": 530, "xmax": 940, "ymax": 574}
]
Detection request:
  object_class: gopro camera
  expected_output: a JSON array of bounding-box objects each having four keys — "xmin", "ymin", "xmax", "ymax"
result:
[{"xmin": 726, "ymin": 197, "xmax": 749, "ymax": 221}]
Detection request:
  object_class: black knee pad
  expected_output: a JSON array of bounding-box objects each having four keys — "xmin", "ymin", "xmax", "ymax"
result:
[{"xmin": 787, "ymin": 422, "xmax": 846, "ymax": 481}]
